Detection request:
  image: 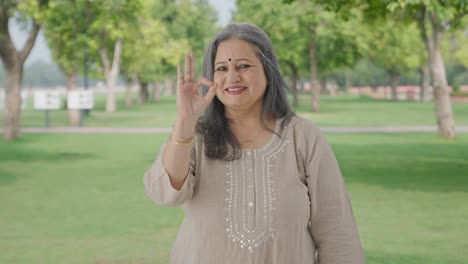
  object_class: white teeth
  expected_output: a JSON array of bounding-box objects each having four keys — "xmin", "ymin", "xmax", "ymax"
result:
[{"xmin": 227, "ymin": 87, "xmax": 245, "ymax": 92}]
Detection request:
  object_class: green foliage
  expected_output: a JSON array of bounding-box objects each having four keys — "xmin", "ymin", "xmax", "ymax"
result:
[
  {"xmin": 43, "ymin": 0, "xmax": 143, "ymax": 80},
  {"xmin": 442, "ymin": 25, "xmax": 468, "ymax": 87},
  {"xmin": 17, "ymin": 0, "xmax": 50, "ymax": 23},
  {"xmin": 120, "ymin": 0, "xmax": 218, "ymax": 82},
  {"xmin": 44, "ymin": 0, "xmax": 87, "ymax": 75},
  {"xmin": 366, "ymin": 19, "xmax": 423, "ymax": 77},
  {"xmin": 235, "ymin": 0, "xmax": 367, "ymax": 80},
  {"xmin": 172, "ymin": 0, "xmax": 218, "ymax": 55},
  {"xmin": 314, "ymin": 9, "xmax": 369, "ymax": 75},
  {"xmin": 87, "ymin": 0, "xmax": 141, "ymax": 43},
  {"xmin": 235, "ymin": 0, "xmax": 308, "ymax": 78},
  {"xmin": 387, "ymin": 0, "xmax": 468, "ymax": 22},
  {"xmin": 451, "ymin": 25, "xmax": 468, "ymax": 69},
  {"xmin": 348, "ymin": 59, "xmax": 388, "ymax": 87},
  {"xmin": 162, "ymin": 0, "xmax": 219, "ymax": 72},
  {"xmin": 120, "ymin": 0, "xmax": 188, "ymax": 83}
]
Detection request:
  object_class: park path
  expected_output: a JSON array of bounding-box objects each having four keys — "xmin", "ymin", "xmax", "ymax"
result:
[{"xmin": 9, "ymin": 126, "xmax": 468, "ymax": 134}]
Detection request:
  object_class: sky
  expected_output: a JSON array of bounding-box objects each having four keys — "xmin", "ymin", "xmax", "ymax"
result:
[{"xmin": 9, "ymin": 0, "xmax": 235, "ymax": 66}]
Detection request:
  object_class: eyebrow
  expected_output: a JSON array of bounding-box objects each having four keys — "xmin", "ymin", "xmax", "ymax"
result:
[{"xmin": 214, "ymin": 58, "xmax": 252, "ymax": 66}]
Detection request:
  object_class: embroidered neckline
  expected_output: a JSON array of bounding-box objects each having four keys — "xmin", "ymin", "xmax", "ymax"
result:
[
  {"xmin": 225, "ymin": 117, "xmax": 294, "ymax": 253},
  {"xmin": 240, "ymin": 118, "xmax": 282, "ymax": 153}
]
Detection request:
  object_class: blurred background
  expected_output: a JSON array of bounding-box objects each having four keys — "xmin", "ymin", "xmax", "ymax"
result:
[{"xmin": 1, "ymin": 0, "xmax": 467, "ymax": 263}]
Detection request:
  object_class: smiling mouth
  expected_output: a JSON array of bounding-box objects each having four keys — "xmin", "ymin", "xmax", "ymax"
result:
[
  {"xmin": 226, "ymin": 87, "xmax": 246, "ymax": 92},
  {"xmin": 225, "ymin": 86, "xmax": 247, "ymax": 95}
]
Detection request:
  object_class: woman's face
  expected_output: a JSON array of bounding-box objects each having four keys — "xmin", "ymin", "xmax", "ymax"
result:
[{"xmin": 213, "ymin": 39, "xmax": 268, "ymax": 113}]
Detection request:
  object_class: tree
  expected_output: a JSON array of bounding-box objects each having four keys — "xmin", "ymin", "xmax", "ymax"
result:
[
  {"xmin": 452, "ymin": 27, "xmax": 468, "ymax": 69},
  {"xmin": 0, "ymin": 0, "xmax": 49, "ymax": 140},
  {"xmin": 287, "ymin": 0, "xmax": 467, "ymax": 138},
  {"xmin": 167, "ymin": 0, "xmax": 218, "ymax": 70},
  {"xmin": 44, "ymin": 0, "xmax": 88, "ymax": 125},
  {"xmin": 377, "ymin": 0, "xmax": 468, "ymax": 138},
  {"xmin": 235, "ymin": 0, "xmax": 308, "ymax": 107},
  {"xmin": 86, "ymin": 0, "xmax": 141, "ymax": 113},
  {"xmin": 120, "ymin": 0, "xmax": 189, "ymax": 105},
  {"xmin": 153, "ymin": 0, "xmax": 218, "ymax": 95},
  {"xmin": 366, "ymin": 19, "xmax": 422, "ymax": 100},
  {"xmin": 237, "ymin": 0, "xmax": 366, "ymax": 111}
]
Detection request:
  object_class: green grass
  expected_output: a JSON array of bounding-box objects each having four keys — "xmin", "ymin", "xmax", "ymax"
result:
[
  {"xmin": 1, "ymin": 133, "xmax": 467, "ymax": 263},
  {"xmin": 295, "ymin": 94, "xmax": 468, "ymax": 126},
  {"xmin": 4, "ymin": 92, "xmax": 468, "ymax": 128}
]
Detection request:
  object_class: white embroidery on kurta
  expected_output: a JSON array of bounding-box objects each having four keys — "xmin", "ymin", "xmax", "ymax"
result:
[{"xmin": 225, "ymin": 120, "xmax": 293, "ymax": 253}]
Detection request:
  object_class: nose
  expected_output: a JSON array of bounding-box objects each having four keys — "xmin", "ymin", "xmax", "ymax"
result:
[{"xmin": 226, "ymin": 68, "xmax": 241, "ymax": 83}]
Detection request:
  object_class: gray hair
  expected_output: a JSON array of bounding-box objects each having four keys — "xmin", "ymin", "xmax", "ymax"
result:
[{"xmin": 197, "ymin": 22, "xmax": 294, "ymax": 160}]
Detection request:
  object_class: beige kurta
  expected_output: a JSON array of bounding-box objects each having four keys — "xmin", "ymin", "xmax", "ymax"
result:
[{"xmin": 144, "ymin": 116, "xmax": 365, "ymax": 264}]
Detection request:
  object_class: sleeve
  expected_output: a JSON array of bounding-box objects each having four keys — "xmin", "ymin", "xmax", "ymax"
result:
[
  {"xmin": 143, "ymin": 142, "xmax": 196, "ymax": 207},
  {"xmin": 305, "ymin": 132, "xmax": 365, "ymax": 264}
]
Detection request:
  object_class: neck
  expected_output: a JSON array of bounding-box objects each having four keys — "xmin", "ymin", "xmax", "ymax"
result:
[
  {"xmin": 224, "ymin": 103, "xmax": 276, "ymax": 144},
  {"xmin": 226, "ymin": 109, "xmax": 275, "ymax": 142},
  {"xmin": 224, "ymin": 102, "xmax": 263, "ymax": 126}
]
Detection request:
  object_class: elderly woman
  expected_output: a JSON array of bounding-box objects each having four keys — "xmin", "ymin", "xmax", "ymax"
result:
[{"xmin": 144, "ymin": 23, "xmax": 365, "ymax": 263}]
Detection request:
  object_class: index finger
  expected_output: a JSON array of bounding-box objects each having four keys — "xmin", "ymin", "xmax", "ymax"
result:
[
  {"xmin": 184, "ymin": 54, "xmax": 192, "ymax": 82},
  {"xmin": 177, "ymin": 64, "xmax": 183, "ymax": 88},
  {"xmin": 199, "ymin": 77, "xmax": 218, "ymax": 103},
  {"xmin": 190, "ymin": 52, "xmax": 196, "ymax": 81}
]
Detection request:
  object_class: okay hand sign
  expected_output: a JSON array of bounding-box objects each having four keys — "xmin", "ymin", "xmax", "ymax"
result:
[{"xmin": 176, "ymin": 52, "xmax": 218, "ymax": 121}]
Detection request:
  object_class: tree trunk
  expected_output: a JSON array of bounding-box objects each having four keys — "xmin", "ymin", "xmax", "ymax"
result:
[
  {"xmin": 124, "ymin": 80, "xmax": 133, "ymax": 108},
  {"xmin": 105, "ymin": 76, "xmax": 117, "ymax": 112},
  {"xmin": 389, "ymin": 71, "xmax": 400, "ymax": 101},
  {"xmin": 299, "ymin": 80, "xmax": 304, "ymax": 93},
  {"xmin": 328, "ymin": 79, "xmax": 338, "ymax": 96},
  {"xmin": 161, "ymin": 79, "xmax": 171, "ymax": 95},
  {"xmin": 419, "ymin": 65, "xmax": 431, "ymax": 101},
  {"xmin": 289, "ymin": 77, "xmax": 298, "ymax": 107},
  {"xmin": 309, "ymin": 39, "xmax": 320, "ymax": 112},
  {"xmin": 344, "ymin": 69, "xmax": 351, "ymax": 91},
  {"xmin": 65, "ymin": 72, "xmax": 80, "ymax": 126},
  {"xmin": 418, "ymin": 8, "xmax": 455, "ymax": 138},
  {"xmin": 152, "ymin": 82, "xmax": 160, "ymax": 102},
  {"xmin": 287, "ymin": 61, "xmax": 298, "ymax": 107},
  {"xmin": 99, "ymin": 39, "xmax": 122, "ymax": 113},
  {"xmin": 430, "ymin": 27, "xmax": 456, "ymax": 138},
  {"xmin": 125, "ymin": 73, "xmax": 137, "ymax": 107},
  {"xmin": 320, "ymin": 78, "xmax": 327, "ymax": 95},
  {"xmin": 139, "ymin": 82, "xmax": 149, "ymax": 104},
  {"xmin": 0, "ymin": 15, "xmax": 40, "ymax": 140},
  {"xmin": 3, "ymin": 66, "xmax": 22, "ymax": 139}
]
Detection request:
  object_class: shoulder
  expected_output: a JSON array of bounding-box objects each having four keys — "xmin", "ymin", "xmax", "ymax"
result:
[
  {"xmin": 279, "ymin": 116, "xmax": 323, "ymax": 160},
  {"xmin": 287, "ymin": 116, "xmax": 322, "ymax": 141}
]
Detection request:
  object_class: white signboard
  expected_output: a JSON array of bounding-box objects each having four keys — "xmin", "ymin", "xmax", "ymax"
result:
[
  {"xmin": 34, "ymin": 90, "xmax": 62, "ymax": 110},
  {"xmin": 68, "ymin": 90, "xmax": 94, "ymax": 109},
  {"xmin": 0, "ymin": 90, "xmax": 28, "ymax": 110},
  {"xmin": 21, "ymin": 91, "xmax": 28, "ymax": 109}
]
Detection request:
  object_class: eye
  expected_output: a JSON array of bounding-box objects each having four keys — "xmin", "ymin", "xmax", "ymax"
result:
[
  {"xmin": 238, "ymin": 64, "xmax": 251, "ymax": 70},
  {"xmin": 215, "ymin": 66, "xmax": 227, "ymax": 71}
]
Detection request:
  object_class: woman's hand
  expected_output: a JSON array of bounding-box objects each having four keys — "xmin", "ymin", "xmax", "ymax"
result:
[{"xmin": 176, "ymin": 52, "xmax": 218, "ymax": 121}]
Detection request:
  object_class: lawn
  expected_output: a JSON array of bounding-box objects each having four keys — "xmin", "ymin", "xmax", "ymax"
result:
[
  {"xmin": 4, "ymin": 92, "xmax": 468, "ymax": 128},
  {"xmin": 1, "ymin": 133, "xmax": 467, "ymax": 263}
]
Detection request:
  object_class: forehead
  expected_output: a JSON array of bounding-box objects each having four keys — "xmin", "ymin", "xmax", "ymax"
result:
[{"xmin": 215, "ymin": 39, "xmax": 258, "ymax": 61}]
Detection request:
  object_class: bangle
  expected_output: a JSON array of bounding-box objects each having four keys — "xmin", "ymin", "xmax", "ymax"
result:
[{"xmin": 169, "ymin": 134, "xmax": 194, "ymax": 145}]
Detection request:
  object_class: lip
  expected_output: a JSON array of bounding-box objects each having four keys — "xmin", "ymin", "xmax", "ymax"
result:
[
  {"xmin": 225, "ymin": 86, "xmax": 247, "ymax": 90},
  {"xmin": 225, "ymin": 86, "xmax": 247, "ymax": 95}
]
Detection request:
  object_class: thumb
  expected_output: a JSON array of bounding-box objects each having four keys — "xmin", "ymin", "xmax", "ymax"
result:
[
  {"xmin": 198, "ymin": 77, "xmax": 218, "ymax": 103},
  {"xmin": 204, "ymin": 82, "xmax": 218, "ymax": 104}
]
